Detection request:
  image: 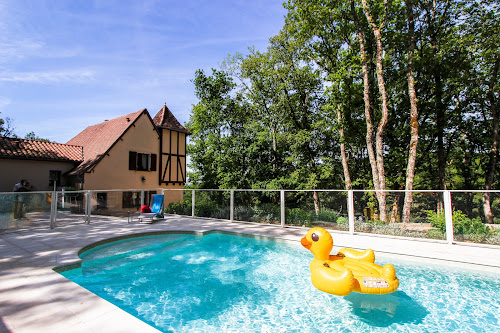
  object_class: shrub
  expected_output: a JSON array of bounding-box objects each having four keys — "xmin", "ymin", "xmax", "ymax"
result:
[
  {"xmin": 313, "ymin": 210, "xmax": 339, "ymax": 223},
  {"xmin": 426, "ymin": 229, "xmax": 445, "ymax": 240},
  {"xmin": 337, "ymin": 216, "xmax": 348, "ymax": 224},
  {"xmin": 165, "ymin": 200, "xmax": 191, "ymax": 215},
  {"xmin": 286, "ymin": 208, "xmax": 309, "ymax": 225},
  {"xmin": 196, "ymin": 201, "xmax": 223, "ymax": 218},
  {"xmin": 212, "ymin": 207, "xmax": 230, "ymax": 220},
  {"xmin": 234, "ymin": 206, "xmax": 256, "ymax": 221},
  {"xmin": 426, "ymin": 210, "xmax": 490, "ymax": 235}
]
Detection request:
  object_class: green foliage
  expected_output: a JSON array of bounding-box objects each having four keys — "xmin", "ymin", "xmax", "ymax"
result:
[
  {"xmin": 24, "ymin": 131, "xmax": 50, "ymax": 142},
  {"xmin": 426, "ymin": 210, "xmax": 491, "ymax": 235},
  {"xmin": 286, "ymin": 208, "xmax": 309, "ymax": 225},
  {"xmin": 426, "ymin": 229, "xmax": 445, "ymax": 240},
  {"xmin": 186, "ymin": 0, "xmax": 500, "ymax": 226},
  {"xmin": 165, "ymin": 200, "xmax": 191, "ymax": 216},
  {"xmin": 314, "ymin": 210, "xmax": 340, "ymax": 223},
  {"xmin": 336, "ymin": 217, "xmax": 348, "ymax": 225},
  {"xmin": 0, "ymin": 113, "xmax": 16, "ymax": 137}
]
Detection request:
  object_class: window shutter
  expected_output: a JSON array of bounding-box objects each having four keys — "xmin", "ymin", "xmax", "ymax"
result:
[
  {"xmin": 150, "ymin": 154, "xmax": 157, "ymax": 171},
  {"xmin": 129, "ymin": 152, "xmax": 137, "ymax": 170}
]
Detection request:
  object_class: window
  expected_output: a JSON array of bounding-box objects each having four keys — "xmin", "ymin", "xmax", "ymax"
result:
[
  {"xmin": 122, "ymin": 191, "xmax": 157, "ymax": 209},
  {"xmin": 96, "ymin": 193, "xmax": 107, "ymax": 210},
  {"xmin": 122, "ymin": 191, "xmax": 140, "ymax": 208},
  {"xmin": 49, "ymin": 170, "xmax": 61, "ymax": 187},
  {"xmin": 129, "ymin": 152, "xmax": 157, "ymax": 171}
]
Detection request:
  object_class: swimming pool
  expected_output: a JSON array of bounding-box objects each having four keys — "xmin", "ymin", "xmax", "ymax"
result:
[{"xmin": 60, "ymin": 232, "xmax": 500, "ymax": 332}]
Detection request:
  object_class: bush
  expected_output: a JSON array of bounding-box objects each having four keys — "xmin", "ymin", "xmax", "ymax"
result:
[
  {"xmin": 426, "ymin": 210, "xmax": 490, "ymax": 235},
  {"xmin": 234, "ymin": 206, "xmax": 256, "ymax": 222},
  {"xmin": 286, "ymin": 208, "xmax": 309, "ymax": 225},
  {"xmin": 165, "ymin": 200, "xmax": 191, "ymax": 215},
  {"xmin": 337, "ymin": 216, "xmax": 348, "ymax": 224},
  {"xmin": 426, "ymin": 229, "xmax": 445, "ymax": 240},
  {"xmin": 313, "ymin": 210, "xmax": 339, "ymax": 223},
  {"xmin": 196, "ymin": 201, "xmax": 222, "ymax": 218}
]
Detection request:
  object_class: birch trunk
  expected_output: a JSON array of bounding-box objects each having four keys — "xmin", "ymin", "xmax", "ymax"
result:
[
  {"xmin": 483, "ymin": 54, "xmax": 499, "ymax": 224},
  {"xmin": 338, "ymin": 104, "xmax": 352, "ymax": 190},
  {"xmin": 313, "ymin": 190, "xmax": 321, "ymax": 215},
  {"xmin": 390, "ymin": 195, "xmax": 400, "ymax": 223},
  {"xmin": 402, "ymin": 0, "xmax": 419, "ymax": 223},
  {"xmin": 361, "ymin": 0, "xmax": 389, "ymax": 222}
]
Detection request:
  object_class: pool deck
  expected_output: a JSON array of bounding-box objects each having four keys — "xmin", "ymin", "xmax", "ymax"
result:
[{"xmin": 1, "ymin": 215, "xmax": 499, "ymax": 332}]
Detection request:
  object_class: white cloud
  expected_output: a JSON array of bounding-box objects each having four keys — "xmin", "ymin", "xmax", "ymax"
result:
[
  {"xmin": 0, "ymin": 40, "xmax": 44, "ymax": 62},
  {"xmin": 0, "ymin": 96, "xmax": 11, "ymax": 108},
  {"xmin": 174, "ymin": 36, "xmax": 269, "ymax": 51},
  {"xmin": 0, "ymin": 70, "xmax": 95, "ymax": 84}
]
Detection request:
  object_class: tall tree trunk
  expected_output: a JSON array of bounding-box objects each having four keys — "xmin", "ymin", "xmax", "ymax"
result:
[
  {"xmin": 338, "ymin": 104, "xmax": 352, "ymax": 190},
  {"xmin": 313, "ymin": 190, "xmax": 321, "ymax": 215},
  {"xmin": 351, "ymin": 0, "xmax": 380, "ymax": 211},
  {"xmin": 483, "ymin": 54, "xmax": 500, "ymax": 224},
  {"xmin": 390, "ymin": 195, "xmax": 401, "ymax": 223},
  {"xmin": 271, "ymin": 125, "xmax": 277, "ymax": 174},
  {"xmin": 402, "ymin": 0, "xmax": 420, "ymax": 223},
  {"xmin": 428, "ymin": 3, "xmax": 446, "ymax": 214},
  {"xmin": 361, "ymin": 0, "xmax": 389, "ymax": 222}
]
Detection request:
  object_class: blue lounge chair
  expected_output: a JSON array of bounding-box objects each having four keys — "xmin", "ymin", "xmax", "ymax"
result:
[{"xmin": 138, "ymin": 194, "xmax": 164, "ymax": 223}]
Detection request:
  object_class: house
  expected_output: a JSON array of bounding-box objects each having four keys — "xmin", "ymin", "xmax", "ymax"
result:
[
  {"xmin": 0, "ymin": 137, "xmax": 84, "ymax": 191},
  {"xmin": 0, "ymin": 105, "xmax": 190, "ymax": 211}
]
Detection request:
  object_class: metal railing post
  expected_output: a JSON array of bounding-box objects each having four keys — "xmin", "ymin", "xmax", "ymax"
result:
[
  {"xmin": 348, "ymin": 190, "xmax": 355, "ymax": 235},
  {"xmin": 230, "ymin": 190, "xmax": 234, "ymax": 222},
  {"xmin": 192, "ymin": 190, "xmax": 195, "ymax": 217},
  {"xmin": 61, "ymin": 187, "xmax": 65, "ymax": 209},
  {"xmin": 280, "ymin": 190, "xmax": 285, "ymax": 227},
  {"xmin": 85, "ymin": 190, "xmax": 91, "ymax": 224},
  {"xmin": 443, "ymin": 190, "xmax": 454, "ymax": 244},
  {"xmin": 50, "ymin": 190, "xmax": 57, "ymax": 229}
]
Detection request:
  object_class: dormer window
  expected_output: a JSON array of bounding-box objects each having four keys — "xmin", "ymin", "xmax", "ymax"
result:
[{"xmin": 129, "ymin": 151, "xmax": 157, "ymax": 171}]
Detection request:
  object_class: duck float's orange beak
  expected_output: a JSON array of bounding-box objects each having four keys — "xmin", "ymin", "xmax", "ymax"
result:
[{"xmin": 301, "ymin": 236, "xmax": 312, "ymax": 249}]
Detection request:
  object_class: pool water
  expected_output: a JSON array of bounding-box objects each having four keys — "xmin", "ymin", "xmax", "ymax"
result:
[{"xmin": 60, "ymin": 233, "xmax": 500, "ymax": 332}]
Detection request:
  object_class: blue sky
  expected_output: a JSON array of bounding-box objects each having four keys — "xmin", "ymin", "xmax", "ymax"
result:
[{"xmin": 0, "ymin": 0, "xmax": 286, "ymax": 143}]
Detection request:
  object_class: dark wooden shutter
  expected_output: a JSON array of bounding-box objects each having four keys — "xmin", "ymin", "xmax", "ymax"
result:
[
  {"xmin": 129, "ymin": 151, "xmax": 137, "ymax": 170},
  {"xmin": 150, "ymin": 154, "xmax": 157, "ymax": 171}
]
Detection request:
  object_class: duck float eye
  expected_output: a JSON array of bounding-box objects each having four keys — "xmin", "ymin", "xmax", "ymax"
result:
[{"xmin": 311, "ymin": 233, "xmax": 319, "ymax": 242}]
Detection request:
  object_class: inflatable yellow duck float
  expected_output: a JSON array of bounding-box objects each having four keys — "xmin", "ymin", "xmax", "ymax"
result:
[{"xmin": 301, "ymin": 227, "xmax": 399, "ymax": 296}]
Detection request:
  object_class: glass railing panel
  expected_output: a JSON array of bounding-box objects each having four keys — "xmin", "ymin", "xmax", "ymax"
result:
[
  {"xmin": 55, "ymin": 190, "xmax": 86, "ymax": 226},
  {"xmin": 194, "ymin": 190, "xmax": 230, "ymax": 220},
  {"xmin": 352, "ymin": 190, "xmax": 445, "ymax": 240},
  {"xmin": 233, "ymin": 190, "xmax": 280, "ymax": 224},
  {"xmin": 450, "ymin": 191, "xmax": 500, "ymax": 245},
  {"xmin": 90, "ymin": 190, "xmax": 150, "ymax": 218},
  {"xmin": 0, "ymin": 191, "xmax": 52, "ymax": 232},
  {"xmin": 284, "ymin": 190, "xmax": 349, "ymax": 231},
  {"xmin": 165, "ymin": 189, "xmax": 193, "ymax": 216}
]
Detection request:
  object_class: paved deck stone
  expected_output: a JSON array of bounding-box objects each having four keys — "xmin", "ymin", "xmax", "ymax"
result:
[{"xmin": 1, "ymin": 215, "xmax": 499, "ymax": 332}]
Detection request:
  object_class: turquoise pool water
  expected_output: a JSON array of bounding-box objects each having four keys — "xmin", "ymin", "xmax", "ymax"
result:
[{"xmin": 60, "ymin": 233, "xmax": 500, "ymax": 332}]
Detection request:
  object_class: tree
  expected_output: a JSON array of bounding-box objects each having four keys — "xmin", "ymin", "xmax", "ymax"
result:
[
  {"xmin": 187, "ymin": 0, "xmax": 499, "ymax": 225},
  {"xmin": 461, "ymin": 1, "xmax": 499, "ymax": 223},
  {"xmin": 0, "ymin": 113, "xmax": 16, "ymax": 137},
  {"xmin": 401, "ymin": 0, "xmax": 420, "ymax": 223},
  {"xmin": 24, "ymin": 131, "xmax": 51, "ymax": 142}
]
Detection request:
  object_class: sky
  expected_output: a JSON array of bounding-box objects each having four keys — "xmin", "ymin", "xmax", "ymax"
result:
[{"xmin": 0, "ymin": 0, "xmax": 286, "ymax": 143}]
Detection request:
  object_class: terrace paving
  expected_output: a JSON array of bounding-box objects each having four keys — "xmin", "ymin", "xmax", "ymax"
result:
[{"xmin": 1, "ymin": 215, "xmax": 499, "ymax": 332}]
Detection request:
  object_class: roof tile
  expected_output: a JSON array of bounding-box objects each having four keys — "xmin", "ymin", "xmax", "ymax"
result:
[
  {"xmin": 152, "ymin": 104, "xmax": 191, "ymax": 134},
  {"xmin": 0, "ymin": 137, "xmax": 83, "ymax": 162},
  {"xmin": 66, "ymin": 109, "xmax": 145, "ymax": 175}
]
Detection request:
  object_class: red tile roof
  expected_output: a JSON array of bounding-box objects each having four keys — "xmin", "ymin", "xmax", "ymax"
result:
[
  {"xmin": 66, "ymin": 109, "xmax": 147, "ymax": 175},
  {"xmin": 0, "ymin": 137, "xmax": 83, "ymax": 162},
  {"xmin": 152, "ymin": 104, "xmax": 191, "ymax": 134}
]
